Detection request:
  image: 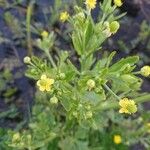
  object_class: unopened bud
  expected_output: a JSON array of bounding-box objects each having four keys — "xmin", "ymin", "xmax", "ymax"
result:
[
  {"xmin": 59, "ymin": 73, "xmax": 66, "ymax": 79},
  {"xmin": 23, "ymin": 56, "xmax": 31, "ymax": 64},
  {"xmin": 50, "ymin": 96, "xmax": 58, "ymax": 104},
  {"xmin": 109, "ymin": 21, "xmax": 120, "ymax": 34},
  {"xmin": 87, "ymin": 79, "xmax": 95, "ymax": 90},
  {"xmin": 12, "ymin": 133, "xmax": 20, "ymax": 142},
  {"xmin": 86, "ymin": 111, "xmax": 93, "ymax": 119}
]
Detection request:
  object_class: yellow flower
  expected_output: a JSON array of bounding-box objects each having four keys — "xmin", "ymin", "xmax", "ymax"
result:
[
  {"xmin": 141, "ymin": 66, "xmax": 150, "ymax": 77},
  {"xmin": 85, "ymin": 0, "xmax": 97, "ymax": 10},
  {"xmin": 60, "ymin": 11, "xmax": 69, "ymax": 22},
  {"xmin": 37, "ymin": 74, "xmax": 54, "ymax": 92},
  {"xmin": 119, "ymin": 98, "xmax": 137, "ymax": 114},
  {"xmin": 114, "ymin": 0, "xmax": 123, "ymax": 7},
  {"xmin": 114, "ymin": 135, "xmax": 122, "ymax": 144},
  {"xmin": 41, "ymin": 31, "xmax": 49, "ymax": 38}
]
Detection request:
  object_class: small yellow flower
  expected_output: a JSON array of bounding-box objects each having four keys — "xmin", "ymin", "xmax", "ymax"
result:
[
  {"xmin": 60, "ymin": 11, "xmax": 69, "ymax": 22},
  {"xmin": 114, "ymin": 135, "xmax": 122, "ymax": 144},
  {"xmin": 41, "ymin": 31, "xmax": 49, "ymax": 38},
  {"xmin": 85, "ymin": 0, "xmax": 97, "ymax": 10},
  {"xmin": 114, "ymin": 0, "xmax": 123, "ymax": 7},
  {"xmin": 119, "ymin": 98, "xmax": 137, "ymax": 114},
  {"xmin": 141, "ymin": 66, "xmax": 150, "ymax": 77},
  {"xmin": 50, "ymin": 96, "xmax": 58, "ymax": 104},
  {"xmin": 37, "ymin": 74, "xmax": 54, "ymax": 92}
]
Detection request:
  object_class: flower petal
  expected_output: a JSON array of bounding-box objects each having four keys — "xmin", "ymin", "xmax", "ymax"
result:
[
  {"xmin": 37, "ymin": 80, "xmax": 41, "ymax": 86},
  {"xmin": 119, "ymin": 108, "xmax": 128, "ymax": 114},
  {"xmin": 119, "ymin": 108, "xmax": 124, "ymax": 113},
  {"xmin": 46, "ymin": 85, "xmax": 51, "ymax": 92},
  {"xmin": 39, "ymin": 86, "xmax": 45, "ymax": 91}
]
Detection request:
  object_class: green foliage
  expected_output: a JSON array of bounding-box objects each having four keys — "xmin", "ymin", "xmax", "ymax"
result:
[{"xmin": 1, "ymin": 0, "xmax": 150, "ymax": 150}]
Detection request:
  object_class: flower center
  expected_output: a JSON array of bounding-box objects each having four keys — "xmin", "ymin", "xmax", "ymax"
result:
[{"xmin": 40, "ymin": 80, "xmax": 48, "ymax": 86}]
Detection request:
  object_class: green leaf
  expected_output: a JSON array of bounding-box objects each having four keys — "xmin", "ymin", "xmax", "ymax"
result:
[
  {"xmin": 72, "ymin": 32, "xmax": 82, "ymax": 55},
  {"xmin": 109, "ymin": 56, "xmax": 139, "ymax": 72},
  {"xmin": 84, "ymin": 18, "xmax": 94, "ymax": 50},
  {"xmin": 106, "ymin": 51, "xmax": 116, "ymax": 67},
  {"xmin": 67, "ymin": 59, "xmax": 80, "ymax": 75},
  {"xmin": 82, "ymin": 91, "xmax": 106, "ymax": 105}
]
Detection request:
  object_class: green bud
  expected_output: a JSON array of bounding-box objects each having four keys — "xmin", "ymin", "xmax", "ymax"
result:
[
  {"xmin": 86, "ymin": 111, "xmax": 93, "ymax": 119},
  {"xmin": 109, "ymin": 21, "xmax": 120, "ymax": 34},
  {"xmin": 12, "ymin": 132, "xmax": 20, "ymax": 142},
  {"xmin": 46, "ymin": 107, "xmax": 50, "ymax": 111},
  {"xmin": 86, "ymin": 105, "xmax": 91, "ymax": 110},
  {"xmin": 78, "ymin": 104, "xmax": 83, "ymax": 108},
  {"xmin": 138, "ymin": 117, "xmax": 143, "ymax": 123},
  {"xmin": 31, "ymin": 69, "xmax": 36, "ymax": 73},
  {"xmin": 59, "ymin": 73, "xmax": 66, "ymax": 79},
  {"xmin": 73, "ymin": 111, "xmax": 78, "ymax": 118},
  {"xmin": 50, "ymin": 96, "xmax": 58, "ymax": 104},
  {"xmin": 40, "ymin": 64, "xmax": 45, "ymax": 68},
  {"xmin": 23, "ymin": 56, "xmax": 31, "ymax": 64},
  {"xmin": 27, "ymin": 134, "xmax": 31, "ymax": 140},
  {"xmin": 74, "ymin": 12, "xmax": 85, "ymax": 21},
  {"xmin": 87, "ymin": 79, "xmax": 95, "ymax": 90},
  {"xmin": 95, "ymin": 88, "xmax": 101, "ymax": 93},
  {"xmin": 64, "ymin": 51, "xmax": 68, "ymax": 55},
  {"xmin": 57, "ymin": 91, "xmax": 62, "ymax": 96}
]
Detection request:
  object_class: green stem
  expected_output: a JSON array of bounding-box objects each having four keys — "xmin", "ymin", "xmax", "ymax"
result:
[
  {"xmin": 135, "ymin": 94, "xmax": 150, "ymax": 103},
  {"xmin": 80, "ymin": 56, "xmax": 86, "ymax": 72},
  {"xmin": 26, "ymin": 3, "xmax": 33, "ymax": 56},
  {"xmin": 101, "ymin": 13, "xmax": 106, "ymax": 23},
  {"xmin": 29, "ymin": 62, "xmax": 38, "ymax": 69},
  {"xmin": 103, "ymin": 84, "xmax": 120, "ymax": 100},
  {"xmin": 133, "ymin": 71, "xmax": 141, "ymax": 75},
  {"xmin": 46, "ymin": 52, "xmax": 56, "ymax": 68}
]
